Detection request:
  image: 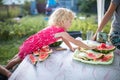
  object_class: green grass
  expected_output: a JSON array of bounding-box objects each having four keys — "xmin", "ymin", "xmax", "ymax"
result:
[
  {"xmin": 0, "ymin": 15, "xmax": 47, "ymax": 65},
  {"xmin": 0, "ymin": 38, "xmax": 25, "ymax": 65}
]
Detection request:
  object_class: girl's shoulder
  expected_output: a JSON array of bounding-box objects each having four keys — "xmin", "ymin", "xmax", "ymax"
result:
[{"xmin": 47, "ymin": 25, "xmax": 65, "ymax": 32}]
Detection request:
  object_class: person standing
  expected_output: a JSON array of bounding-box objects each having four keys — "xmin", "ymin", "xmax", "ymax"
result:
[{"xmin": 93, "ymin": 0, "xmax": 120, "ymax": 50}]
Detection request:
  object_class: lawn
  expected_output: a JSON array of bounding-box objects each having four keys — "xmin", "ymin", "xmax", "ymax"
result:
[{"xmin": 0, "ymin": 14, "xmax": 111, "ymax": 65}]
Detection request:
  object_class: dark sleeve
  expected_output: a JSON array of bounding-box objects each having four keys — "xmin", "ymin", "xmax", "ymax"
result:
[{"xmin": 112, "ymin": 0, "xmax": 120, "ymax": 6}]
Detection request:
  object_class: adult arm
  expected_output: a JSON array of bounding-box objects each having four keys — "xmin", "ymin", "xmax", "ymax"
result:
[{"xmin": 93, "ymin": 2, "xmax": 117, "ymax": 40}]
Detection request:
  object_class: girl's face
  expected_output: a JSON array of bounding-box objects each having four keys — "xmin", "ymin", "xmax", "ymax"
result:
[{"xmin": 63, "ymin": 20, "xmax": 72, "ymax": 30}]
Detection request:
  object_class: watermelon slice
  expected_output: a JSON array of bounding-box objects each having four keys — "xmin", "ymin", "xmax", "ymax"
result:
[
  {"xmin": 86, "ymin": 52, "xmax": 104, "ymax": 61},
  {"xmin": 92, "ymin": 43, "xmax": 115, "ymax": 54},
  {"xmin": 40, "ymin": 46, "xmax": 53, "ymax": 54},
  {"xmin": 40, "ymin": 49, "xmax": 53, "ymax": 54},
  {"xmin": 29, "ymin": 54, "xmax": 37, "ymax": 65},
  {"xmin": 33, "ymin": 51, "xmax": 40, "ymax": 56},
  {"xmin": 39, "ymin": 52, "xmax": 49, "ymax": 61},
  {"xmin": 33, "ymin": 46, "xmax": 53, "ymax": 56},
  {"xmin": 29, "ymin": 46, "xmax": 53, "ymax": 65},
  {"xmin": 101, "ymin": 54, "xmax": 113, "ymax": 62},
  {"xmin": 73, "ymin": 49, "xmax": 114, "ymax": 64}
]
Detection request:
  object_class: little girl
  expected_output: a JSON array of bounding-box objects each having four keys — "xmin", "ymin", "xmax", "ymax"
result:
[{"xmin": 6, "ymin": 8, "xmax": 96, "ymax": 69}]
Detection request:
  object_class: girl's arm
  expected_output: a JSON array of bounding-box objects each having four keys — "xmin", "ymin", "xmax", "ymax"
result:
[
  {"xmin": 61, "ymin": 37, "xmax": 75, "ymax": 51},
  {"xmin": 55, "ymin": 32, "xmax": 96, "ymax": 50}
]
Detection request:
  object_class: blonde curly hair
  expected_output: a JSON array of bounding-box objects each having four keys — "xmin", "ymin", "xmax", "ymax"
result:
[{"xmin": 48, "ymin": 8, "xmax": 75, "ymax": 27}]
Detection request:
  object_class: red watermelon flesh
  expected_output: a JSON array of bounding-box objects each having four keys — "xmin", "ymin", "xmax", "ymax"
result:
[
  {"xmin": 98, "ymin": 43, "xmax": 108, "ymax": 49},
  {"xmin": 29, "ymin": 54, "xmax": 37, "ymax": 65},
  {"xmin": 29, "ymin": 46, "xmax": 52, "ymax": 64},
  {"xmin": 87, "ymin": 53, "xmax": 96, "ymax": 59},
  {"xmin": 41, "ymin": 46, "xmax": 50, "ymax": 52},
  {"xmin": 39, "ymin": 52, "xmax": 49, "ymax": 61},
  {"xmin": 97, "ymin": 43, "xmax": 114, "ymax": 50},
  {"xmin": 33, "ymin": 51, "xmax": 39, "ymax": 56},
  {"xmin": 40, "ymin": 49, "xmax": 53, "ymax": 54},
  {"xmin": 86, "ymin": 52, "xmax": 112, "ymax": 62},
  {"xmin": 93, "ymin": 43, "xmax": 115, "ymax": 54},
  {"xmin": 101, "ymin": 54, "xmax": 113, "ymax": 62},
  {"xmin": 40, "ymin": 46, "xmax": 53, "ymax": 54},
  {"xmin": 86, "ymin": 52, "xmax": 103, "ymax": 61},
  {"xmin": 100, "ymin": 43, "xmax": 106, "ymax": 48}
]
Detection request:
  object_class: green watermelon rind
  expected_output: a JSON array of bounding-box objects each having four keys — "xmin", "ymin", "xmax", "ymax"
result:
[
  {"xmin": 50, "ymin": 41, "xmax": 63, "ymax": 47},
  {"xmin": 92, "ymin": 47, "xmax": 116, "ymax": 54},
  {"xmin": 73, "ymin": 49, "xmax": 114, "ymax": 65}
]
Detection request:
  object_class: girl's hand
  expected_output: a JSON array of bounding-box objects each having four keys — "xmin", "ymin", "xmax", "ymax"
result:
[
  {"xmin": 70, "ymin": 47, "xmax": 80, "ymax": 52},
  {"xmin": 70, "ymin": 47, "xmax": 76, "ymax": 52}
]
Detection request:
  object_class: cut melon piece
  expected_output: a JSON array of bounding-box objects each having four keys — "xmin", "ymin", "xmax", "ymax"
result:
[
  {"xmin": 41, "ymin": 46, "xmax": 49, "ymax": 51},
  {"xmin": 92, "ymin": 43, "xmax": 115, "ymax": 54},
  {"xmin": 29, "ymin": 54, "xmax": 37, "ymax": 65},
  {"xmin": 40, "ymin": 46, "xmax": 53, "ymax": 54},
  {"xmin": 40, "ymin": 49, "xmax": 53, "ymax": 54},
  {"xmin": 39, "ymin": 53, "xmax": 49, "ymax": 61},
  {"xmin": 86, "ymin": 52, "xmax": 104, "ymax": 61},
  {"xmin": 101, "ymin": 53, "xmax": 113, "ymax": 62},
  {"xmin": 33, "ymin": 51, "xmax": 40, "ymax": 56}
]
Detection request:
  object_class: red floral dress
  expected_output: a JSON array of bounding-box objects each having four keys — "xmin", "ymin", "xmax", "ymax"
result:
[{"xmin": 18, "ymin": 26, "xmax": 65, "ymax": 60}]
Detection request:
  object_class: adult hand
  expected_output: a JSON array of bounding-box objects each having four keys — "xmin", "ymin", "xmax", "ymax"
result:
[
  {"xmin": 70, "ymin": 47, "xmax": 76, "ymax": 52},
  {"xmin": 92, "ymin": 34, "xmax": 97, "ymax": 41}
]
